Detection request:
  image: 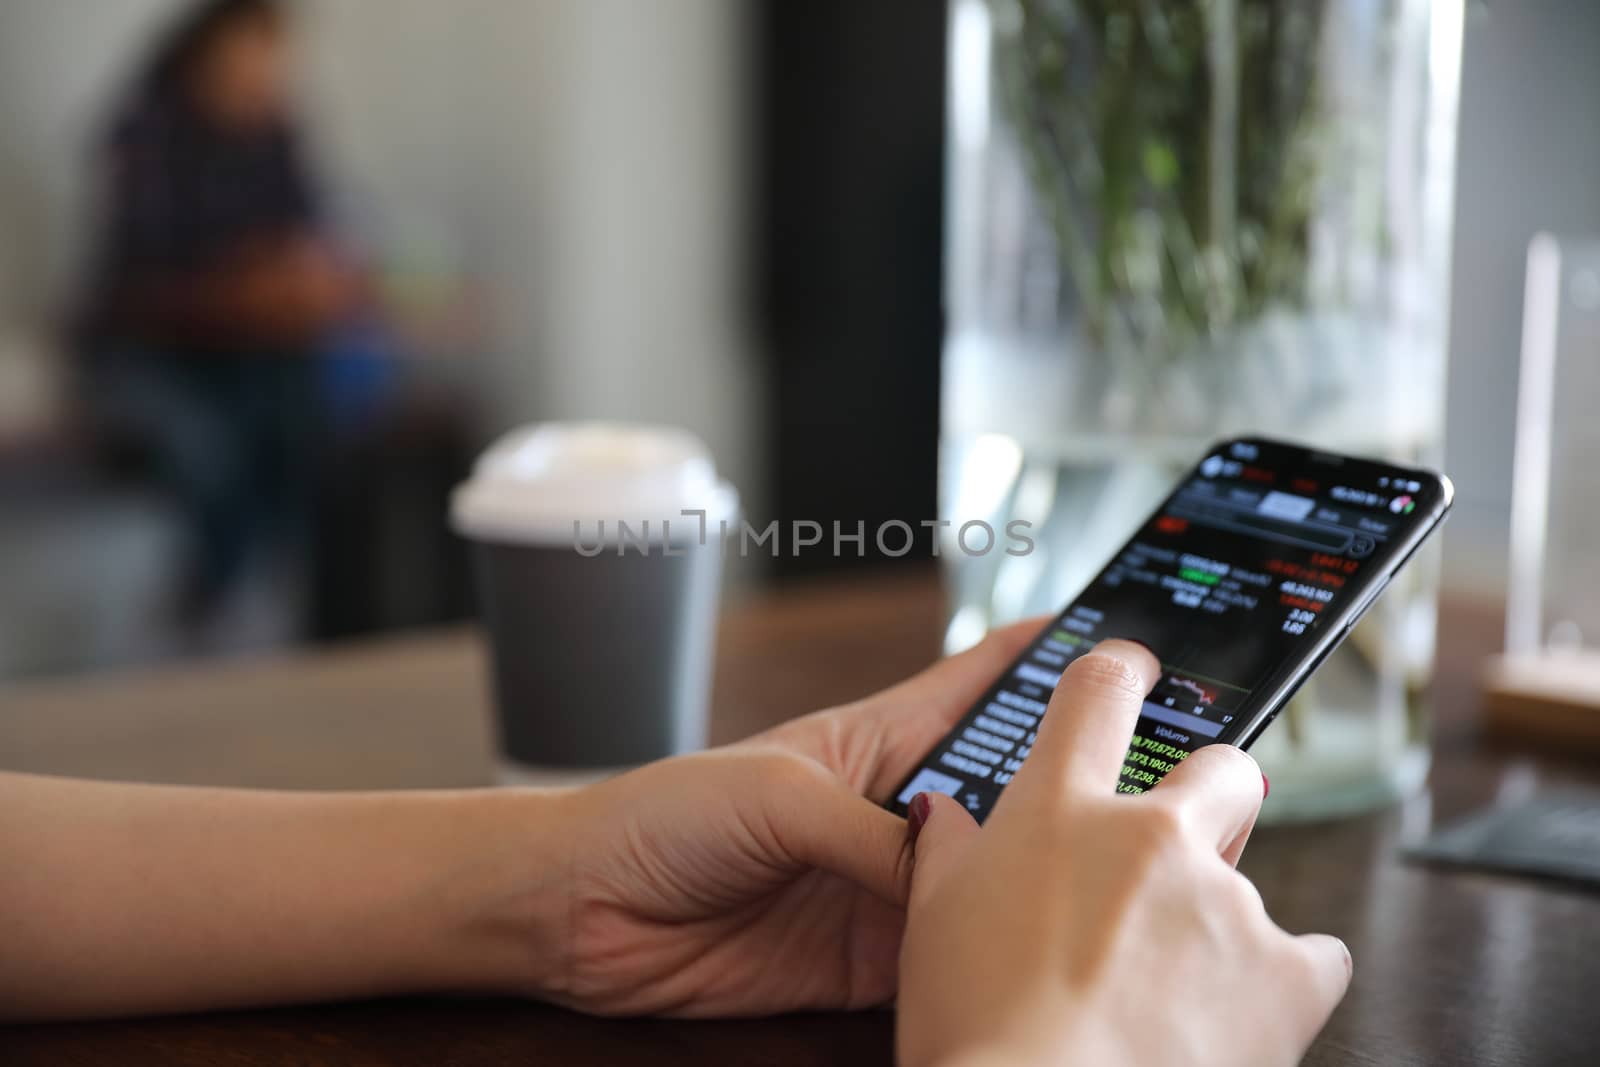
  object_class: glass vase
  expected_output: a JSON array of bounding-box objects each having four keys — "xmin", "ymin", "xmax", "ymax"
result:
[{"xmin": 940, "ymin": 0, "xmax": 1464, "ymax": 820}]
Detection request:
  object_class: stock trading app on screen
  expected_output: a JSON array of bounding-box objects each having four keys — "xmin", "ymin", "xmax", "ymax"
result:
[{"xmin": 896, "ymin": 442, "xmax": 1431, "ymax": 821}]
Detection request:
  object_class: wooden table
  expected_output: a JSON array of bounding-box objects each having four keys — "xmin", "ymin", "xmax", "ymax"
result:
[{"xmin": 3, "ymin": 571, "xmax": 1598, "ymax": 1065}]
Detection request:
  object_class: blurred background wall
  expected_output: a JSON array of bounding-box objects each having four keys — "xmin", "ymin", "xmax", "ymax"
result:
[
  {"xmin": 0, "ymin": 0, "xmax": 1595, "ymax": 681},
  {"xmin": 1444, "ymin": 0, "xmax": 1600, "ymax": 592}
]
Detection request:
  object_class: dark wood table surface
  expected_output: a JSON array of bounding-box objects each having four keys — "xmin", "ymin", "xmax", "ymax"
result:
[{"xmin": 3, "ymin": 570, "xmax": 1598, "ymax": 1065}]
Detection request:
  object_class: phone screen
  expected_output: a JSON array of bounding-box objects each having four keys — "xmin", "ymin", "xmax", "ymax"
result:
[{"xmin": 889, "ymin": 437, "xmax": 1450, "ymax": 822}]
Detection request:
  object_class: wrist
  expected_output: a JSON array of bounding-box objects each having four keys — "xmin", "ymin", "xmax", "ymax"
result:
[
  {"xmin": 902, "ymin": 1007, "xmax": 1099, "ymax": 1067},
  {"xmin": 905, "ymin": 1007, "xmax": 1121, "ymax": 1067},
  {"xmin": 916, "ymin": 1042, "xmax": 1060, "ymax": 1067},
  {"xmin": 411, "ymin": 787, "xmax": 579, "ymax": 1001}
]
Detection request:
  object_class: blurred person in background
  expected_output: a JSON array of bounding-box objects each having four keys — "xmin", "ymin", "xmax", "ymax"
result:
[{"xmin": 75, "ymin": 0, "xmax": 365, "ymax": 628}]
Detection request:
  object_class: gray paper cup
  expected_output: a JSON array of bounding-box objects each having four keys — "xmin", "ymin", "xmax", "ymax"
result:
[{"xmin": 451, "ymin": 423, "xmax": 738, "ymax": 770}]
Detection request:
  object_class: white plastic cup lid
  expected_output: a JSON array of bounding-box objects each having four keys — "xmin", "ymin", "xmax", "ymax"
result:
[{"xmin": 450, "ymin": 421, "xmax": 739, "ymax": 546}]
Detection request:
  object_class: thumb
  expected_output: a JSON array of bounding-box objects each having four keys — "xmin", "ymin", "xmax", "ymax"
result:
[
  {"xmin": 754, "ymin": 764, "xmax": 924, "ymax": 908},
  {"xmin": 903, "ymin": 791, "xmax": 980, "ymax": 907}
]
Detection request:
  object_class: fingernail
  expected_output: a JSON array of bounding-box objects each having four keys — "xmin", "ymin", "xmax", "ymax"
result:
[
  {"xmin": 1125, "ymin": 638, "xmax": 1158, "ymax": 658},
  {"xmin": 907, "ymin": 792, "xmax": 933, "ymax": 841},
  {"xmin": 1262, "ymin": 773, "xmax": 1271, "ymax": 799},
  {"xmin": 1339, "ymin": 939, "xmax": 1353, "ymax": 979}
]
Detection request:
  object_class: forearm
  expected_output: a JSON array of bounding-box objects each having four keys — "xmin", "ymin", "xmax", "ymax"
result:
[
  {"xmin": 115, "ymin": 232, "xmax": 360, "ymax": 346},
  {"xmin": 125, "ymin": 273, "xmax": 331, "ymax": 345},
  {"xmin": 0, "ymin": 773, "xmax": 573, "ymax": 1021}
]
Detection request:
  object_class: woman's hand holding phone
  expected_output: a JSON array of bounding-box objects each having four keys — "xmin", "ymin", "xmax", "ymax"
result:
[
  {"xmin": 534, "ymin": 619, "xmax": 1047, "ymax": 1017},
  {"xmin": 897, "ymin": 640, "xmax": 1353, "ymax": 1067}
]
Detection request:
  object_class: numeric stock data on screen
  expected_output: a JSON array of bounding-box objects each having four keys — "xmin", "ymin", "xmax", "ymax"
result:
[{"xmin": 896, "ymin": 447, "xmax": 1420, "ymax": 821}]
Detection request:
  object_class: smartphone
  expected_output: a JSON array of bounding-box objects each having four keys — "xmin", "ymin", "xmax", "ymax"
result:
[{"xmin": 889, "ymin": 436, "xmax": 1453, "ymax": 822}]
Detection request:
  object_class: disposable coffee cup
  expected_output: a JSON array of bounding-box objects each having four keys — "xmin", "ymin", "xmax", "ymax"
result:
[{"xmin": 451, "ymin": 422, "xmax": 738, "ymax": 771}]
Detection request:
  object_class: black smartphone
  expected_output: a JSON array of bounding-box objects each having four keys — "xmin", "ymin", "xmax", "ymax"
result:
[{"xmin": 888, "ymin": 436, "xmax": 1453, "ymax": 822}]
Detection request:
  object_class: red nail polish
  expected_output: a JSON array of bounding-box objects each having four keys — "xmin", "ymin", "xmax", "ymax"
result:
[
  {"xmin": 1261, "ymin": 773, "xmax": 1271, "ymax": 799},
  {"xmin": 907, "ymin": 792, "xmax": 933, "ymax": 840},
  {"xmin": 1125, "ymin": 638, "xmax": 1158, "ymax": 658}
]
